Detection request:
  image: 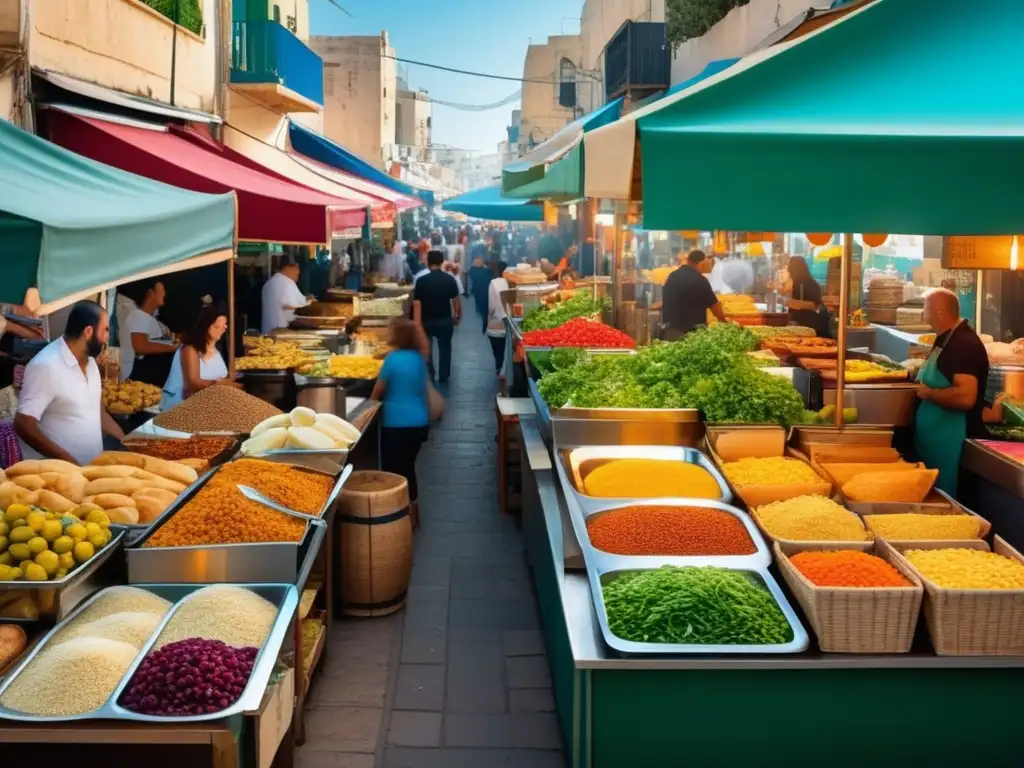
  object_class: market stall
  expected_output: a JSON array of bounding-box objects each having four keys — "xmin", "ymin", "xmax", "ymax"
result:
[{"xmin": 499, "ymin": 3, "xmax": 1024, "ymax": 766}]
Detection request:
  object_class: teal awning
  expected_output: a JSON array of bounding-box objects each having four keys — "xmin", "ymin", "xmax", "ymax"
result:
[
  {"xmin": 442, "ymin": 186, "xmax": 543, "ymax": 222},
  {"xmin": 0, "ymin": 118, "xmax": 235, "ymax": 308},
  {"xmin": 634, "ymin": 0, "xmax": 1024, "ymax": 233},
  {"xmin": 502, "ymin": 98, "xmax": 623, "ymax": 201}
]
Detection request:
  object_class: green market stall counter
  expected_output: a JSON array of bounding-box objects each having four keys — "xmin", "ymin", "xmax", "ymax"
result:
[{"xmin": 519, "ymin": 416, "xmax": 1024, "ymax": 768}]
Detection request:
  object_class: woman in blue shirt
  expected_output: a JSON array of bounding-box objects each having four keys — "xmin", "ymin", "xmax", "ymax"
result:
[{"xmin": 371, "ymin": 319, "xmax": 431, "ymax": 526}]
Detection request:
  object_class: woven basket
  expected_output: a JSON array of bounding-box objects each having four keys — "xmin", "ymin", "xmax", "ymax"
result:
[
  {"xmin": 752, "ymin": 508, "xmax": 873, "ymax": 556},
  {"xmin": 775, "ymin": 542, "xmax": 922, "ymax": 653},
  {"xmin": 338, "ymin": 471, "xmax": 413, "ymax": 618},
  {"xmin": 887, "ymin": 537, "xmax": 1024, "ymax": 656}
]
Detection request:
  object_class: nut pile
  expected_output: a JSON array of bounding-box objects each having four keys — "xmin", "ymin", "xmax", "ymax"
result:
[{"xmin": 154, "ymin": 385, "xmax": 282, "ymax": 434}]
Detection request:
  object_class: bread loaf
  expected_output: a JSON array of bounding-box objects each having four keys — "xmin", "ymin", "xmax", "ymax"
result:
[
  {"xmin": 0, "ymin": 482, "xmax": 38, "ymax": 509},
  {"xmin": 11, "ymin": 474, "xmax": 47, "ymax": 491},
  {"xmin": 141, "ymin": 457, "xmax": 197, "ymax": 486},
  {"xmin": 90, "ymin": 452, "xmax": 148, "ymax": 469},
  {"xmin": 92, "ymin": 493, "xmax": 137, "ymax": 510},
  {"xmin": 132, "ymin": 487, "xmax": 178, "ymax": 506},
  {"xmin": 85, "ymin": 478, "xmax": 145, "ymax": 497},
  {"xmin": 104, "ymin": 506, "xmax": 141, "ymax": 525},
  {"xmin": 131, "ymin": 494, "xmax": 170, "ymax": 523},
  {"xmin": 0, "ymin": 624, "xmax": 27, "ymax": 674},
  {"xmin": 35, "ymin": 489, "xmax": 77, "ymax": 513},
  {"xmin": 81, "ymin": 465, "xmax": 139, "ymax": 480},
  {"xmin": 176, "ymin": 458, "xmax": 209, "ymax": 472},
  {"xmin": 6, "ymin": 459, "xmax": 79, "ymax": 477},
  {"xmin": 127, "ymin": 470, "xmax": 187, "ymax": 494},
  {"xmin": 51, "ymin": 472, "xmax": 87, "ymax": 503}
]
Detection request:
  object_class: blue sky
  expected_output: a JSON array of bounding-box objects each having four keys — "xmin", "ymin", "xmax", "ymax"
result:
[{"xmin": 310, "ymin": 0, "xmax": 581, "ymax": 153}]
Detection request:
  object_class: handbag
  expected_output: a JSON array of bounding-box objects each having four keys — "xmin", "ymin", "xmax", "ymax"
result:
[{"xmin": 427, "ymin": 381, "xmax": 445, "ymax": 422}]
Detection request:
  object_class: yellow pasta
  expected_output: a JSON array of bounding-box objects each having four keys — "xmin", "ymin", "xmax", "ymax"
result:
[
  {"xmin": 864, "ymin": 513, "xmax": 982, "ymax": 541},
  {"xmin": 904, "ymin": 549, "xmax": 1024, "ymax": 589}
]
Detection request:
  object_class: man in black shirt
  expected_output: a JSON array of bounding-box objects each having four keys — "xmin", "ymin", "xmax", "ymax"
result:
[
  {"xmin": 914, "ymin": 289, "xmax": 989, "ymax": 495},
  {"xmin": 660, "ymin": 250, "xmax": 726, "ymax": 340},
  {"xmin": 413, "ymin": 250, "xmax": 461, "ymax": 382}
]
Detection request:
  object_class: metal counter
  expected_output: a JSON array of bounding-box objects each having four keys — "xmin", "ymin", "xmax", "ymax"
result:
[{"xmin": 520, "ymin": 415, "xmax": 1024, "ymax": 671}]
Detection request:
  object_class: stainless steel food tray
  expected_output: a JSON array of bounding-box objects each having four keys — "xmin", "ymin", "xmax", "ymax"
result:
[
  {"xmin": 0, "ymin": 582, "xmax": 298, "ymax": 723},
  {"xmin": 554, "ymin": 444, "xmax": 733, "ymax": 512},
  {"xmin": 126, "ymin": 459, "xmax": 348, "ymax": 583},
  {"xmin": 588, "ymin": 564, "xmax": 808, "ymax": 656},
  {"xmin": 0, "ymin": 529, "xmax": 125, "ymax": 625},
  {"xmin": 565, "ymin": 498, "xmax": 770, "ymax": 571}
]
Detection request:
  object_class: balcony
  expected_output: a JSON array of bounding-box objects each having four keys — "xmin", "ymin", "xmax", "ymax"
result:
[{"xmin": 231, "ymin": 20, "xmax": 323, "ymax": 113}]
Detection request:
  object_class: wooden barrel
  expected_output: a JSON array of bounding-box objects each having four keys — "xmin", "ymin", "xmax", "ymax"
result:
[{"xmin": 338, "ymin": 471, "xmax": 413, "ymax": 617}]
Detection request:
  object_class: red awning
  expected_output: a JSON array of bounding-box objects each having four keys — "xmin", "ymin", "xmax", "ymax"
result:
[{"xmin": 45, "ymin": 109, "xmax": 366, "ymax": 244}]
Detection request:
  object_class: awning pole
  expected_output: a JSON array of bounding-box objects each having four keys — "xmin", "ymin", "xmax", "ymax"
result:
[{"xmin": 835, "ymin": 233, "xmax": 852, "ymax": 429}]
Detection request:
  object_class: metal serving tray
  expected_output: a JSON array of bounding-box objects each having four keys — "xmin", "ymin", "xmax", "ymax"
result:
[
  {"xmin": 0, "ymin": 582, "xmax": 298, "ymax": 723},
  {"xmin": 0, "ymin": 529, "xmax": 125, "ymax": 625},
  {"xmin": 587, "ymin": 564, "xmax": 808, "ymax": 656},
  {"xmin": 554, "ymin": 444, "xmax": 733, "ymax": 512},
  {"xmin": 126, "ymin": 460, "xmax": 348, "ymax": 583},
  {"xmin": 566, "ymin": 498, "xmax": 770, "ymax": 571}
]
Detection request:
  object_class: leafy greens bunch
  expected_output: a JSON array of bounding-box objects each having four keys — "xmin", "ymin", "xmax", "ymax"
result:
[
  {"xmin": 521, "ymin": 293, "xmax": 611, "ymax": 332},
  {"xmin": 536, "ymin": 324, "xmax": 804, "ymax": 425}
]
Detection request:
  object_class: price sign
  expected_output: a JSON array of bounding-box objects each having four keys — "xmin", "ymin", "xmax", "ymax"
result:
[{"xmin": 944, "ymin": 236, "xmax": 1016, "ymax": 269}]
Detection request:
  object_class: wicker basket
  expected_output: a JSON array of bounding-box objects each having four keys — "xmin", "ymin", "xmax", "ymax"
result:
[
  {"xmin": 338, "ymin": 471, "xmax": 413, "ymax": 618},
  {"xmin": 775, "ymin": 542, "xmax": 923, "ymax": 653},
  {"xmin": 886, "ymin": 537, "xmax": 1024, "ymax": 656}
]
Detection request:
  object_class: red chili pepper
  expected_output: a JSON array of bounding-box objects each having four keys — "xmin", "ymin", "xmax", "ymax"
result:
[{"xmin": 521, "ymin": 318, "xmax": 636, "ymax": 348}]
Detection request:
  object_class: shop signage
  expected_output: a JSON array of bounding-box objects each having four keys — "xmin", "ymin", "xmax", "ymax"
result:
[
  {"xmin": 944, "ymin": 236, "xmax": 1017, "ymax": 270},
  {"xmin": 679, "ymin": 230, "xmax": 700, "ymax": 239}
]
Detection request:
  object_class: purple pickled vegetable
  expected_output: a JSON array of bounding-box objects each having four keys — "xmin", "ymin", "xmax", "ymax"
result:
[{"xmin": 119, "ymin": 638, "xmax": 259, "ymax": 717}]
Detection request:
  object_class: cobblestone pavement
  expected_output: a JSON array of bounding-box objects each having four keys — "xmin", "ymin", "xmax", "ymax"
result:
[{"xmin": 298, "ymin": 305, "xmax": 565, "ymax": 768}]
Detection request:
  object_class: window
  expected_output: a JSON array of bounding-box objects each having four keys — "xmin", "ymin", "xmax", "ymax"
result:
[
  {"xmin": 558, "ymin": 57, "xmax": 577, "ymax": 109},
  {"xmin": 273, "ymin": 5, "xmax": 281, "ymax": 23}
]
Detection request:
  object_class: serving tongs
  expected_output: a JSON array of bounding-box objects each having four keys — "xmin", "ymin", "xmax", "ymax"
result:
[{"xmin": 237, "ymin": 485, "xmax": 328, "ymax": 528}]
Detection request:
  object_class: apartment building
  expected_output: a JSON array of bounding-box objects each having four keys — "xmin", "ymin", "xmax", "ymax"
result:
[
  {"xmin": 396, "ymin": 85, "xmax": 431, "ymax": 152},
  {"xmin": 310, "ymin": 32, "xmax": 397, "ymax": 168},
  {"xmin": 518, "ymin": 34, "xmax": 582, "ymax": 153}
]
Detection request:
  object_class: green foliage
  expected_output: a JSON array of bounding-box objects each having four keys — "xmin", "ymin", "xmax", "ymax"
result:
[
  {"xmin": 142, "ymin": 0, "xmax": 204, "ymax": 36},
  {"xmin": 666, "ymin": 0, "xmax": 750, "ymax": 48},
  {"xmin": 536, "ymin": 324, "xmax": 804, "ymax": 425},
  {"xmin": 521, "ymin": 293, "xmax": 610, "ymax": 332}
]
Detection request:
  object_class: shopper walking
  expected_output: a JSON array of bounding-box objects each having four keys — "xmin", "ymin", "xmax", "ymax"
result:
[
  {"xmin": 486, "ymin": 261, "xmax": 509, "ymax": 376},
  {"xmin": 467, "ymin": 256, "xmax": 493, "ymax": 333},
  {"xmin": 412, "ymin": 250, "xmax": 461, "ymax": 382},
  {"xmin": 371, "ymin": 319, "xmax": 431, "ymax": 527}
]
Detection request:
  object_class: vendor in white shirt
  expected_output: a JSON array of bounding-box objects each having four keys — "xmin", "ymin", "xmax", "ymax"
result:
[
  {"xmin": 120, "ymin": 279, "xmax": 178, "ymax": 385},
  {"xmin": 15, "ymin": 301, "xmax": 125, "ymax": 465},
  {"xmin": 261, "ymin": 262, "xmax": 309, "ymax": 334}
]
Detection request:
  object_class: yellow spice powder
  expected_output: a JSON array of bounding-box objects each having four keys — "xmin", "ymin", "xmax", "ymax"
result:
[
  {"xmin": 904, "ymin": 548, "xmax": 1024, "ymax": 589},
  {"xmin": 865, "ymin": 513, "xmax": 982, "ymax": 541},
  {"xmin": 723, "ymin": 457, "xmax": 822, "ymax": 488},
  {"xmin": 754, "ymin": 495, "xmax": 869, "ymax": 542},
  {"xmin": 582, "ymin": 459, "xmax": 721, "ymax": 499}
]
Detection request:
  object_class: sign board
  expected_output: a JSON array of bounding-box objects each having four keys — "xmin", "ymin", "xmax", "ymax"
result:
[{"xmin": 944, "ymin": 236, "xmax": 1016, "ymax": 270}]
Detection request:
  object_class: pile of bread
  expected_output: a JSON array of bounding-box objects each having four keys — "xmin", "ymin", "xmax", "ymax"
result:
[{"xmin": 0, "ymin": 453, "xmax": 197, "ymax": 525}]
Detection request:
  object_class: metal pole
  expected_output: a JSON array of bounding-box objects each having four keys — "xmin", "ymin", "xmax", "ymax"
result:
[
  {"xmin": 169, "ymin": 0, "xmax": 180, "ymax": 106},
  {"xmin": 835, "ymin": 233, "xmax": 852, "ymax": 429}
]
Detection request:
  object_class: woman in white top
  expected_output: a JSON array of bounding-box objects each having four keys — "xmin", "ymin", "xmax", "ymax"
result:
[
  {"xmin": 161, "ymin": 305, "xmax": 235, "ymax": 412},
  {"xmin": 120, "ymin": 279, "xmax": 177, "ymax": 384},
  {"xmin": 486, "ymin": 261, "xmax": 509, "ymax": 376}
]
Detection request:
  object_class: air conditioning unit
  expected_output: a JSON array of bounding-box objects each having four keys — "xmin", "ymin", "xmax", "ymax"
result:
[{"xmin": 604, "ymin": 21, "xmax": 670, "ymax": 102}]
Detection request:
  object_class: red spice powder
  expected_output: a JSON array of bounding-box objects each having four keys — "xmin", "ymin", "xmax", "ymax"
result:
[{"xmin": 586, "ymin": 505, "xmax": 756, "ymax": 556}]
